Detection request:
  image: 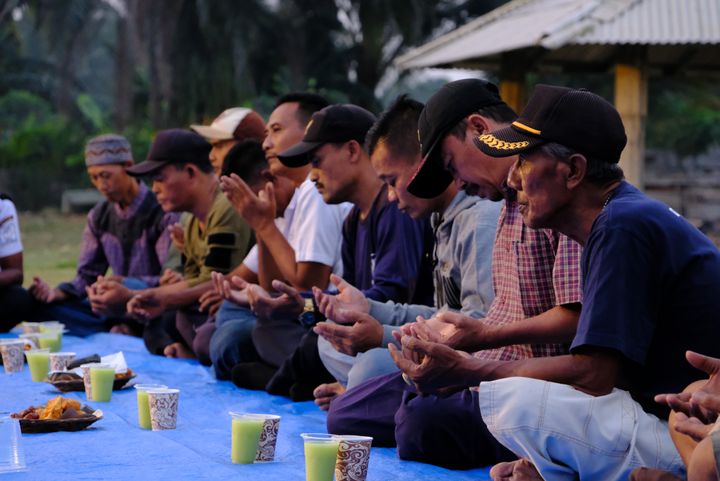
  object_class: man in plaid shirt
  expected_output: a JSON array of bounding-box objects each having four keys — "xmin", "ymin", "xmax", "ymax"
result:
[{"xmin": 325, "ymin": 79, "xmax": 583, "ymax": 469}]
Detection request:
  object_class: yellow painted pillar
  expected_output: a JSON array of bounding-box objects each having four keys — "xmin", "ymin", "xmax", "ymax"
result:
[
  {"xmin": 500, "ymin": 79, "xmax": 526, "ymax": 114},
  {"xmin": 614, "ymin": 63, "xmax": 648, "ymax": 190}
]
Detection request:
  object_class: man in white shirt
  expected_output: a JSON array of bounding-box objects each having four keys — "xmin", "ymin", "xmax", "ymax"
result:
[
  {"xmin": 209, "ymin": 93, "xmax": 352, "ymax": 384},
  {"xmin": 0, "ymin": 194, "xmax": 32, "ymax": 331}
]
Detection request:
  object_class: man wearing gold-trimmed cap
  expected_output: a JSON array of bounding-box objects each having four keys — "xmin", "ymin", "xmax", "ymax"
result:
[{"xmin": 326, "ymin": 79, "xmax": 583, "ymax": 470}]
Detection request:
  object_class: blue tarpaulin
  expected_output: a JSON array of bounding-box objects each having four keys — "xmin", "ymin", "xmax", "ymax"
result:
[{"xmin": 1, "ymin": 333, "xmax": 491, "ymax": 480}]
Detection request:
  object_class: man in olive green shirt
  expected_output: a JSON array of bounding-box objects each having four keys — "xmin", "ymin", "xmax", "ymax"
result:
[{"xmin": 122, "ymin": 129, "xmax": 253, "ymax": 359}]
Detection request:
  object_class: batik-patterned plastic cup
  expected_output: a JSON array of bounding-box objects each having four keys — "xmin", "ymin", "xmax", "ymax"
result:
[
  {"xmin": 49, "ymin": 352, "xmax": 76, "ymax": 372},
  {"xmin": 334, "ymin": 435, "xmax": 373, "ymax": 481},
  {"xmin": 147, "ymin": 388, "xmax": 180, "ymax": 430},
  {"xmin": 0, "ymin": 340, "xmax": 25, "ymax": 374}
]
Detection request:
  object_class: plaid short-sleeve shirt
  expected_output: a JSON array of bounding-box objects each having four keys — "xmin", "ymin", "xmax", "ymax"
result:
[{"xmin": 475, "ymin": 199, "xmax": 583, "ymax": 361}]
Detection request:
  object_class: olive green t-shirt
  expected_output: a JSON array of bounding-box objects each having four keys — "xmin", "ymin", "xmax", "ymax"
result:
[{"xmin": 182, "ymin": 188, "xmax": 253, "ymax": 287}]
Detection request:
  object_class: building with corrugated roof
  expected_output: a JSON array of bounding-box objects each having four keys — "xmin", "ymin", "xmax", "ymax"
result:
[{"xmin": 395, "ymin": 0, "xmax": 720, "ymax": 189}]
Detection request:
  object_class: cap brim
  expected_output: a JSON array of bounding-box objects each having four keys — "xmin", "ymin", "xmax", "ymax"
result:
[
  {"xmin": 407, "ymin": 147, "xmax": 455, "ymax": 199},
  {"xmin": 190, "ymin": 124, "xmax": 233, "ymax": 141},
  {"xmin": 277, "ymin": 141, "xmax": 323, "ymax": 168},
  {"xmin": 126, "ymin": 160, "xmax": 169, "ymax": 176},
  {"xmin": 473, "ymin": 127, "xmax": 545, "ymax": 157}
]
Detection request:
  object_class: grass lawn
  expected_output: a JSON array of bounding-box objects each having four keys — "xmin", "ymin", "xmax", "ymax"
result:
[{"xmin": 19, "ymin": 209, "xmax": 86, "ymax": 288}]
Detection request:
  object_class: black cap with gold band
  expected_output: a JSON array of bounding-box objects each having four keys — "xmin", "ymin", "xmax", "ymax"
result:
[{"xmin": 474, "ymin": 84, "xmax": 626, "ymax": 161}]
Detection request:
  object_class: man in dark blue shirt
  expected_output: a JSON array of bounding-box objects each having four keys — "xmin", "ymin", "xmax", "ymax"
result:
[
  {"xmin": 241, "ymin": 104, "xmax": 434, "ymax": 400},
  {"xmin": 278, "ymin": 103, "xmax": 433, "ymax": 306},
  {"xmin": 391, "ymin": 84, "xmax": 720, "ymax": 481}
]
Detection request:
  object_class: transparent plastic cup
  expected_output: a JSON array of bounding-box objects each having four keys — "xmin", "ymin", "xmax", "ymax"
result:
[
  {"xmin": 24, "ymin": 349, "xmax": 50, "ymax": 382},
  {"xmin": 301, "ymin": 433, "xmax": 339, "ymax": 481},
  {"xmin": 49, "ymin": 352, "xmax": 76, "ymax": 372},
  {"xmin": 135, "ymin": 384, "xmax": 167, "ymax": 429},
  {"xmin": 229, "ymin": 412, "xmax": 280, "ymax": 464},
  {"xmin": 0, "ymin": 415, "xmax": 25, "ymax": 473}
]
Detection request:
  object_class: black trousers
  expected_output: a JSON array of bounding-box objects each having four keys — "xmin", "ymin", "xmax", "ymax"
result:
[{"xmin": 0, "ymin": 285, "xmax": 33, "ymax": 332}]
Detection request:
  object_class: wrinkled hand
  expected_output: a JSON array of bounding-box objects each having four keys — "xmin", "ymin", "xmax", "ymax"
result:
[
  {"xmin": 159, "ymin": 268, "xmax": 183, "ymax": 286},
  {"xmin": 246, "ymin": 280, "xmax": 303, "ymax": 320},
  {"xmin": 655, "ymin": 351, "xmax": 720, "ymax": 424},
  {"xmin": 313, "ymin": 274, "xmax": 369, "ymax": 324},
  {"xmin": 211, "ymin": 271, "xmax": 250, "ymax": 307},
  {"xmin": 198, "ymin": 289, "xmax": 223, "ymax": 316},
  {"xmin": 220, "ymin": 174, "xmax": 276, "ymax": 232},
  {"xmin": 127, "ymin": 289, "xmax": 167, "ymax": 320},
  {"xmin": 86, "ymin": 276, "xmax": 133, "ymax": 317},
  {"xmin": 388, "ymin": 335, "xmax": 471, "ymax": 395},
  {"xmin": 168, "ymin": 223, "xmax": 184, "ymax": 250},
  {"xmin": 28, "ymin": 276, "xmax": 66, "ymax": 303},
  {"xmin": 313, "ymin": 312, "xmax": 384, "ymax": 356}
]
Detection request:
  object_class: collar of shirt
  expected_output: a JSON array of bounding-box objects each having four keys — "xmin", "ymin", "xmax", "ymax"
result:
[{"xmin": 113, "ymin": 182, "xmax": 150, "ymax": 220}]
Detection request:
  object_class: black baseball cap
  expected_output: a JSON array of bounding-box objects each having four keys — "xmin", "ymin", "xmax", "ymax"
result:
[
  {"xmin": 474, "ymin": 84, "xmax": 627, "ymax": 162},
  {"xmin": 407, "ymin": 78, "xmax": 505, "ymax": 199},
  {"xmin": 277, "ymin": 104, "xmax": 377, "ymax": 167},
  {"xmin": 127, "ymin": 129, "xmax": 212, "ymax": 176}
]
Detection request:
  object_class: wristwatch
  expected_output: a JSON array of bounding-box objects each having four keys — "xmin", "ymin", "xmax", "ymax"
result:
[{"xmin": 298, "ymin": 298, "xmax": 318, "ymax": 327}]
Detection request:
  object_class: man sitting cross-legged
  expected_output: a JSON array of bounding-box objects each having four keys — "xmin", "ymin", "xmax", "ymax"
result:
[
  {"xmin": 233, "ymin": 101, "xmax": 436, "ymax": 400},
  {"xmin": 324, "ymin": 80, "xmax": 583, "ymax": 471},
  {"xmin": 30, "ymin": 134, "xmax": 177, "ymax": 336},
  {"xmin": 393, "ymin": 84, "xmax": 720, "ymax": 480}
]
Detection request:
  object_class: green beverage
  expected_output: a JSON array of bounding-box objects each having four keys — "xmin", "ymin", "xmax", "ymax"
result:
[
  {"xmin": 231, "ymin": 417, "xmax": 264, "ymax": 464},
  {"xmin": 25, "ymin": 350, "xmax": 50, "ymax": 382},
  {"xmin": 90, "ymin": 366, "xmax": 116, "ymax": 402},
  {"xmin": 302, "ymin": 434, "xmax": 339, "ymax": 481},
  {"xmin": 37, "ymin": 334, "xmax": 61, "ymax": 353},
  {"xmin": 135, "ymin": 384, "xmax": 167, "ymax": 429}
]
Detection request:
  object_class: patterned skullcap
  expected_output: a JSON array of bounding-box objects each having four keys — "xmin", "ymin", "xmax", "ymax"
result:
[{"xmin": 84, "ymin": 134, "xmax": 133, "ymax": 167}]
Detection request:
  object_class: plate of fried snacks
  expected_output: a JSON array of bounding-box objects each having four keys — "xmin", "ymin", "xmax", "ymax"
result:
[
  {"xmin": 46, "ymin": 368, "xmax": 136, "ymax": 392},
  {"xmin": 12, "ymin": 396, "xmax": 102, "ymax": 433}
]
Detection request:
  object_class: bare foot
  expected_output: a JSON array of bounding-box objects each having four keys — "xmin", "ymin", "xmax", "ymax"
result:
[
  {"xmin": 163, "ymin": 342, "xmax": 196, "ymax": 359},
  {"xmin": 110, "ymin": 323, "xmax": 133, "ymax": 336},
  {"xmin": 629, "ymin": 468, "xmax": 683, "ymax": 481},
  {"xmin": 313, "ymin": 382, "xmax": 346, "ymax": 411},
  {"xmin": 490, "ymin": 459, "xmax": 543, "ymax": 481}
]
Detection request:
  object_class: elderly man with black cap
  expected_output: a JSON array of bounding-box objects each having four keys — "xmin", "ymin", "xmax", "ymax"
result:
[
  {"xmin": 392, "ymin": 85, "xmax": 720, "ymax": 481},
  {"xmin": 29, "ymin": 134, "xmax": 178, "ymax": 336},
  {"xmin": 324, "ymin": 79, "xmax": 583, "ymax": 470},
  {"xmin": 118, "ymin": 129, "xmax": 253, "ymax": 360}
]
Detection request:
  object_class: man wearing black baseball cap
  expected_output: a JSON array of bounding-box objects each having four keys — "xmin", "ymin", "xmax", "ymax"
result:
[
  {"xmin": 210, "ymin": 93, "xmax": 352, "ymax": 386},
  {"xmin": 122, "ymin": 129, "xmax": 253, "ymax": 360},
  {"xmin": 255, "ymin": 103, "xmax": 435, "ymax": 399},
  {"xmin": 347, "ymin": 79, "xmax": 582, "ymax": 470},
  {"xmin": 408, "ymin": 78, "xmax": 510, "ymax": 201},
  {"xmin": 393, "ymin": 85, "xmax": 720, "ymax": 481},
  {"xmin": 295, "ymin": 81, "xmax": 581, "ymax": 470}
]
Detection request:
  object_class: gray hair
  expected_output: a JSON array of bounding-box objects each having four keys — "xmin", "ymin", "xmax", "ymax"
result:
[{"xmin": 537, "ymin": 142, "xmax": 624, "ymax": 186}]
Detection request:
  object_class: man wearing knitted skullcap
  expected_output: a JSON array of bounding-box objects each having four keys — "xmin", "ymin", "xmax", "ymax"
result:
[{"xmin": 29, "ymin": 134, "xmax": 179, "ymax": 336}]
